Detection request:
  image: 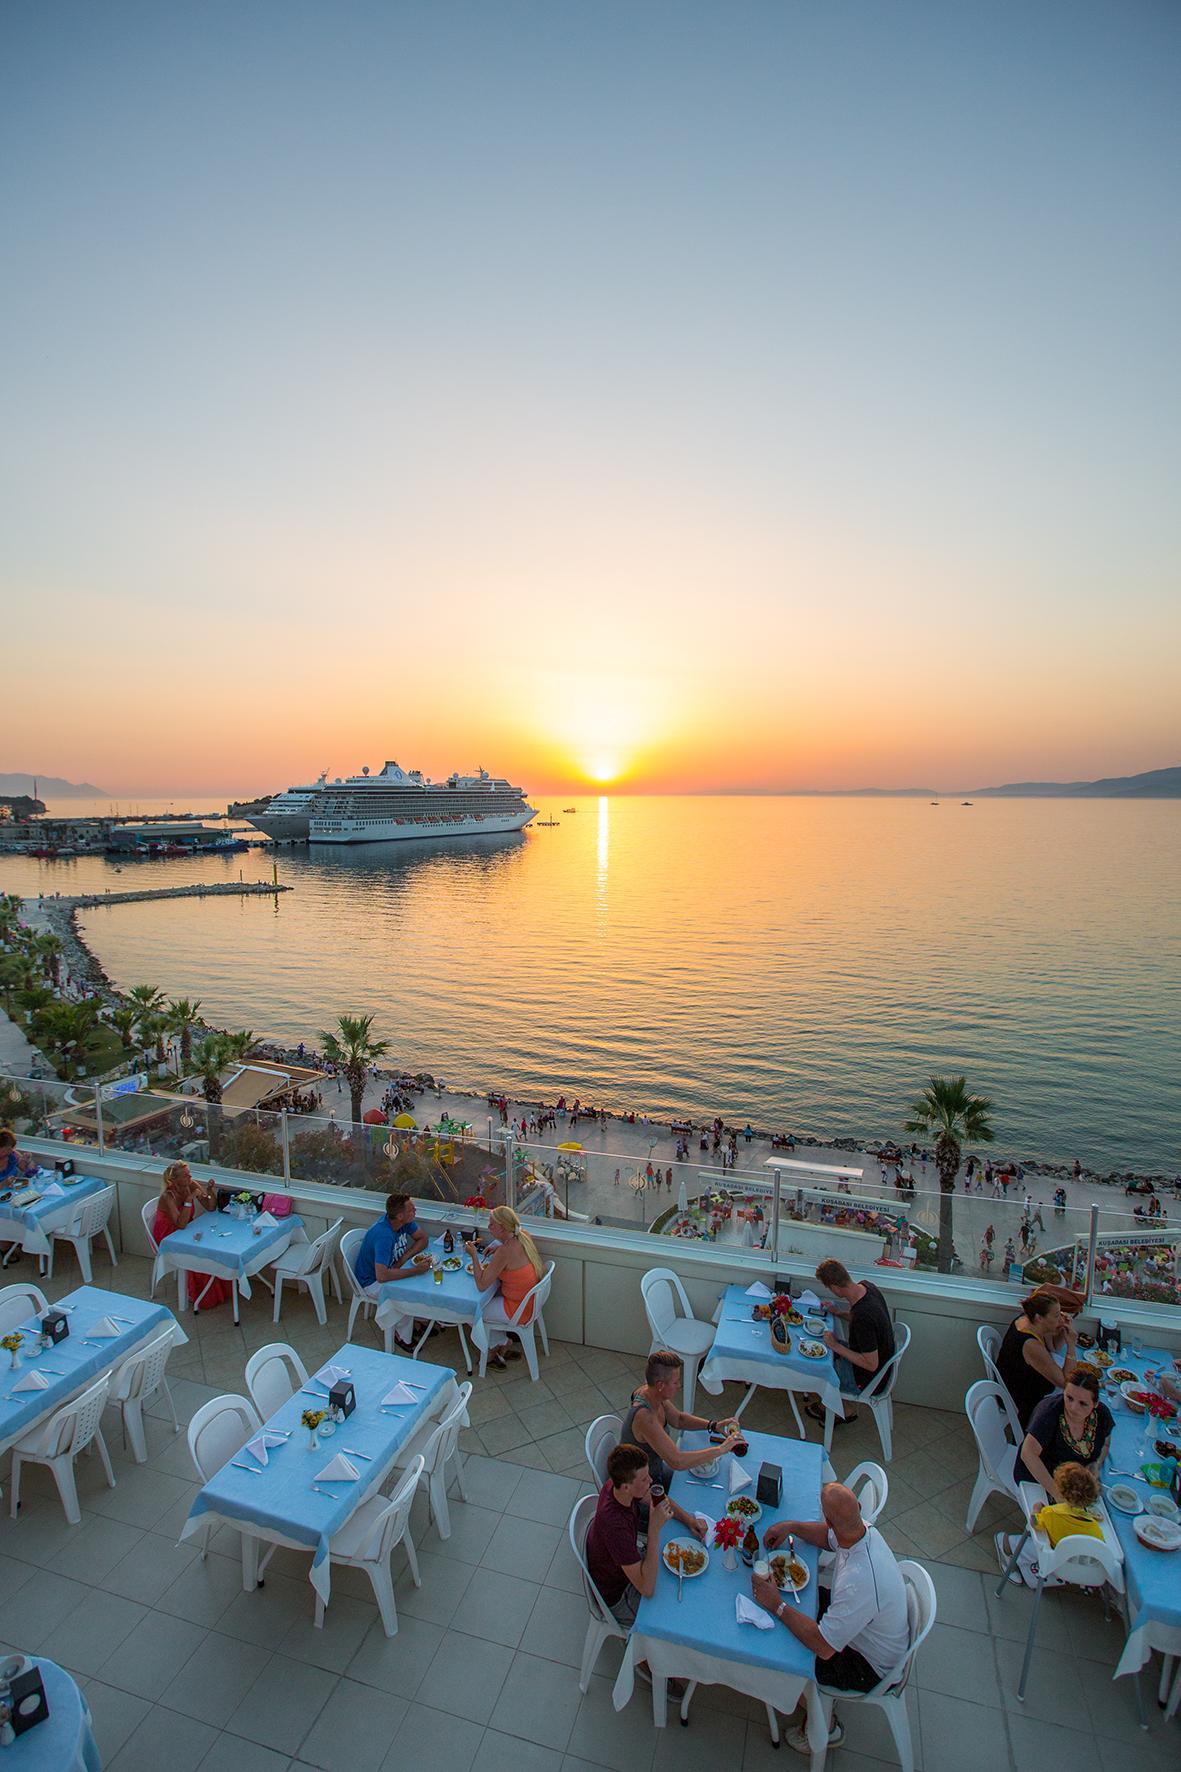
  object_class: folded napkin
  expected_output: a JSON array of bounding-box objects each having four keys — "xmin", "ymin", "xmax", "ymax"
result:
[
  {"xmin": 795, "ymin": 1289, "xmax": 823, "ymax": 1311},
  {"xmin": 315, "ymin": 1453, "xmax": 359, "ymax": 1482},
  {"xmin": 729, "ymin": 1460, "xmax": 753, "ymax": 1494},
  {"xmin": 318, "ymin": 1363, "xmax": 351, "ymax": 1386},
  {"xmin": 39, "ymin": 1182, "xmax": 65, "ymax": 1199},
  {"xmin": 11, "ymin": 1369, "xmax": 51, "ymax": 1394},
  {"xmin": 694, "ymin": 1512, "xmax": 716, "ymax": 1539},
  {"xmin": 89, "ymin": 1316, "xmax": 122, "ymax": 1338},
  {"xmin": 381, "ymin": 1381, "xmax": 419, "ymax": 1406},
  {"xmin": 744, "ymin": 1281, "xmax": 772, "ymax": 1299},
  {"xmin": 736, "ymin": 1593, "xmax": 774, "ymax": 1630},
  {"xmin": 244, "ymin": 1431, "xmax": 287, "ymax": 1468},
  {"xmin": 252, "ymin": 1210, "xmax": 279, "ymax": 1231}
]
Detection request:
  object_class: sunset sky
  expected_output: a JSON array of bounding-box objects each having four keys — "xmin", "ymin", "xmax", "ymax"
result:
[{"xmin": 3, "ymin": 2, "xmax": 1178, "ymax": 797}]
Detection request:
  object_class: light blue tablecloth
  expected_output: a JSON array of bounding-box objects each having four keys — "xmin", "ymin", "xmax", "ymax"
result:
[
  {"xmin": 0, "ymin": 1173, "xmax": 107, "ymax": 1250},
  {"xmin": 375, "ymin": 1236, "xmax": 490, "ymax": 1338},
  {"xmin": 6, "ymin": 1657, "xmax": 99, "ymax": 1772},
  {"xmin": 181, "ymin": 1341, "xmax": 454, "ymax": 1597},
  {"xmin": 635, "ymin": 1427, "xmax": 822, "ymax": 1677},
  {"xmin": 1101, "ymin": 1346, "xmax": 1181, "ymax": 1665},
  {"xmin": 155, "ymin": 1209, "xmax": 303, "ymax": 1296},
  {"xmin": 704, "ymin": 1284, "xmax": 841, "ymax": 1397},
  {"xmin": 0, "ymin": 1285, "xmax": 185, "ymax": 1445}
]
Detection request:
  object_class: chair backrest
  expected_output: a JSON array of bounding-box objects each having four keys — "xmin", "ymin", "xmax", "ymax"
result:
[
  {"xmin": 977, "ymin": 1324, "xmax": 1004, "ymax": 1386},
  {"xmin": 301, "ymin": 1217, "xmax": 343, "ymax": 1274},
  {"xmin": 965, "ymin": 1380, "xmax": 1023, "ymax": 1499},
  {"xmin": 506, "ymin": 1261, "xmax": 554, "ymax": 1329},
  {"xmin": 245, "ymin": 1343, "xmax": 308, "ymax": 1418},
  {"xmin": 41, "ymin": 1373, "xmax": 111, "ymax": 1459},
  {"xmin": 141, "ymin": 1196, "xmax": 160, "ymax": 1257},
  {"xmin": 0, "ymin": 1282, "xmax": 49, "ymax": 1336},
  {"xmin": 861, "ymin": 1321, "xmax": 911, "ymax": 1401},
  {"xmin": 844, "ymin": 1459, "xmax": 889, "ymax": 1526},
  {"xmin": 569, "ymin": 1492, "xmax": 622, "ymax": 1631},
  {"xmin": 640, "ymin": 1267, "xmax": 687, "ymax": 1341},
  {"xmin": 109, "ymin": 1325, "xmax": 176, "ymax": 1404},
  {"xmin": 887, "ymin": 1559, "xmax": 938, "ymax": 1693},
  {"xmin": 585, "ymin": 1413, "xmax": 622, "ymax": 1488},
  {"xmin": 187, "ymin": 1393, "xmax": 261, "ymax": 1481},
  {"xmin": 64, "ymin": 1184, "xmax": 116, "ymax": 1240},
  {"xmin": 339, "ymin": 1226, "xmax": 368, "ymax": 1297},
  {"xmin": 418, "ymin": 1381, "xmax": 473, "ymax": 1474},
  {"xmin": 357, "ymin": 1455, "xmax": 424, "ymax": 1561}
]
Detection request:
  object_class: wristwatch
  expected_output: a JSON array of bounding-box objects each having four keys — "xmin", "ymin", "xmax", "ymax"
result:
[{"xmin": 776, "ymin": 1601, "xmax": 789, "ymax": 1621}]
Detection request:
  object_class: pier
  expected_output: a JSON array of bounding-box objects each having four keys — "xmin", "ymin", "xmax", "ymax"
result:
[{"xmin": 59, "ymin": 881, "xmax": 291, "ymax": 909}]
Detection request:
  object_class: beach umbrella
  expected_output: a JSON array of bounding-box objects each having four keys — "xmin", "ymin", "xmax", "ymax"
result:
[
  {"xmin": 557, "ymin": 1141, "xmax": 582, "ymax": 1153},
  {"xmin": 363, "ymin": 1109, "xmax": 386, "ymax": 1125},
  {"xmin": 392, "ymin": 1112, "xmax": 416, "ymax": 1129},
  {"xmin": 677, "ymin": 1177, "xmax": 689, "ymax": 1214}
]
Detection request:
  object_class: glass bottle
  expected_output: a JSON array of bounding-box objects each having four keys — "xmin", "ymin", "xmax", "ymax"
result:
[{"xmin": 741, "ymin": 1524, "xmax": 759, "ymax": 1567}]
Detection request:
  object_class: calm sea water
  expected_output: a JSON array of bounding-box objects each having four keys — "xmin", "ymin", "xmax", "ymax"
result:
[{"xmin": 5, "ymin": 797, "xmax": 1179, "ymax": 1171}]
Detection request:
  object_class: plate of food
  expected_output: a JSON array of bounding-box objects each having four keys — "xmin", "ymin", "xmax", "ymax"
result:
[
  {"xmin": 797, "ymin": 1338, "xmax": 827, "ymax": 1360},
  {"xmin": 783, "ymin": 1307, "xmax": 804, "ymax": 1327},
  {"xmin": 663, "ymin": 1538, "xmax": 709, "ymax": 1578},
  {"xmin": 1121, "ymin": 1383, "xmax": 1154, "ymax": 1413},
  {"xmin": 1146, "ymin": 1493, "xmax": 1181, "ymax": 1521},
  {"xmin": 1133, "ymin": 1515, "xmax": 1181, "ymax": 1553},
  {"xmin": 1105, "ymin": 1483, "xmax": 1143, "ymax": 1517},
  {"xmin": 804, "ymin": 1315, "xmax": 827, "ymax": 1335},
  {"xmin": 726, "ymin": 1495, "xmax": 763, "ymax": 1523},
  {"xmin": 769, "ymin": 1552, "xmax": 810, "ymax": 1594},
  {"xmin": 1075, "ymin": 1331, "xmax": 1095, "ymax": 1349},
  {"xmin": 1090, "ymin": 1349, "xmax": 1113, "ymax": 1369},
  {"xmin": 1108, "ymin": 1367, "xmax": 1137, "ymax": 1385},
  {"xmin": 441, "ymin": 1256, "xmax": 463, "ymax": 1271}
]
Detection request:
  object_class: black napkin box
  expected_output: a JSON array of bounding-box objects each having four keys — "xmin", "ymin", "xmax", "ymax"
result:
[
  {"xmin": 40, "ymin": 1309, "xmax": 69, "ymax": 1345},
  {"xmin": 6, "ymin": 1662, "xmax": 49, "ymax": 1737},
  {"xmin": 1097, "ymin": 1319, "xmax": 1122, "ymax": 1355},
  {"xmin": 53, "ymin": 1158, "xmax": 75, "ymax": 1178},
  {"xmin": 329, "ymin": 1379, "xmax": 356, "ymax": 1420},
  {"xmin": 756, "ymin": 1462, "xmax": 782, "ymax": 1507}
]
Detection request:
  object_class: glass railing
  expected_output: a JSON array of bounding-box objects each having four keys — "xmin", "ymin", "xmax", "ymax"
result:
[{"xmin": 0, "ymin": 1073, "xmax": 100, "ymax": 1148}]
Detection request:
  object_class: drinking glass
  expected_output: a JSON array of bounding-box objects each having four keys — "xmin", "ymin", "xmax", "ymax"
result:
[{"xmin": 1132, "ymin": 1335, "xmax": 1144, "ymax": 1359}]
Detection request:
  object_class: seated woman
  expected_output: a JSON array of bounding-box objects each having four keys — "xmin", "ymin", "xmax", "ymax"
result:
[
  {"xmin": 997, "ymin": 1363, "xmax": 1114, "ymax": 1582},
  {"xmin": 469, "ymin": 1205, "xmax": 545, "ymax": 1369},
  {"xmin": 621, "ymin": 1349, "xmax": 742, "ymax": 1487},
  {"xmin": 0, "ymin": 1126, "xmax": 33, "ymax": 1186},
  {"xmin": 995, "ymin": 1291, "xmax": 1076, "ymax": 1428},
  {"xmin": 152, "ymin": 1161, "xmax": 233, "ymax": 1312}
]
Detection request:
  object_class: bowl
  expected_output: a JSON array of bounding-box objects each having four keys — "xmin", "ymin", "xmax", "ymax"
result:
[
  {"xmin": 695, "ymin": 1457, "xmax": 721, "ymax": 1479},
  {"xmin": 1146, "ymin": 1493, "xmax": 1180, "ymax": 1521}
]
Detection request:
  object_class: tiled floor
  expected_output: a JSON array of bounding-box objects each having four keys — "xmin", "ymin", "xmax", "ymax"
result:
[{"xmin": 1, "ymin": 1246, "xmax": 1177, "ymax": 1772}]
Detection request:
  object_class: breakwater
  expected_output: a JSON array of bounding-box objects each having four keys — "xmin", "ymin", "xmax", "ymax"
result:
[{"xmin": 65, "ymin": 882, "xmax": 290, "ymax": 909}]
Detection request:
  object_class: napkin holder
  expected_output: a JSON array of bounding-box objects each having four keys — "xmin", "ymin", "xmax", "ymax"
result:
[
  {"xmin": 2, "ymin": 1659, "xmax": 49, "ymax": 1738},
  {"xmin": 756, "ymin": 1462, "xmax": 782, "ymax": 1507},
  {"xmin": 328, "ymin": 1378, "xmax": 356, "ymax": 1420},
  {"xmin": 1097, "ymin": 1319, "xmax": 1122, "ymax": 1356},
  {"xmin": 53, "ymin": 1158, "xmax": 75, "ymax": 1179},
  {"xmin": 40, "ymin": 1309, "xmax": 69, "ymax": 1345}
]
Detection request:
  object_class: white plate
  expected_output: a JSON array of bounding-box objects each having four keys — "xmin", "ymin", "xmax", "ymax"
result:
[
  {"xmin": 1146, "ymin": 1493, "xmax": 1180, "ymax": 1521},
  {"xmin": 804, "ymin": 1315, "xmax": 827, "ymax": 1335},
  {"xmin": 663, "ymin": 1537, "xmax": 709, "ymax": 1578},
  {"xmin": 769, "ymin": 1555, "xmax": 811, "ymax": 1595},
  {"xmin": 1133, "ymin": 1514, "xmax": 1181, "ymax": 1552},
  {"xmin": 1105, "ymin": 1484, "xmax": 1143, "ymax": 1517},
  {"xmin": 797, "ymin": 1338, "xmax": 827, "ymax": 1360},
  {"xmin": 725, "ymin": 1496, "xmax": 763, "ymax": 1524}
]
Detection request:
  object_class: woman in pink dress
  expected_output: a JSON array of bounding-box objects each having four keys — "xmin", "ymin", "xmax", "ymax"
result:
[{"xmin": 152, "ymin": 1161, "xmax": 232, "ymax": 1312}]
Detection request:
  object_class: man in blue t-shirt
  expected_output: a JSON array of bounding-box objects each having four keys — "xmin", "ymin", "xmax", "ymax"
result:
[{"xmin": 354, "ymin": 1192, "xmax": 427, "ymax": 1289}]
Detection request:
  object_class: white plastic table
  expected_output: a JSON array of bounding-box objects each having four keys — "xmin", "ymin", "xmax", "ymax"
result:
[{"xmin": 699, "ymin": 1285, "xmax": 845, "ymax": 1450}]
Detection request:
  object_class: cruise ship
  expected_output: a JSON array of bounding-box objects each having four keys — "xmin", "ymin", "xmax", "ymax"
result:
[
  {"xmin": 245, "ymin": 773, "xmax": 328, "ymax": 841},
  {"xmin": 310, "ymin": 761, "xmax": 535, "ymax": 845}
]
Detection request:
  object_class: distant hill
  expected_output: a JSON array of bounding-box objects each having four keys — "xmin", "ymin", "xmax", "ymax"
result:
[
  {"xmin": 0, "ymin": 773, "xmax": 106, "ymax": 799},
  {"xmin": 962, "ymin": 766, "xmax": 1181, "ymax": 799}
]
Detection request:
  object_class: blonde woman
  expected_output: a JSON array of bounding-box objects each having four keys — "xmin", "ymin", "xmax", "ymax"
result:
[
  {"xmin": 153, "ymin": 1162, "xmax": 231, "ymax": 1312},
  {"xmin": 470, "ymin": 1205, "xmax": 545, "ymax": 1368}
]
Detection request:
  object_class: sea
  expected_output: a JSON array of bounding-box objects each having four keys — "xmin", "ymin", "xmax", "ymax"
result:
[{"xmin": 3, "ymin": 796, "xmax": 1179, "ymax": 1173}]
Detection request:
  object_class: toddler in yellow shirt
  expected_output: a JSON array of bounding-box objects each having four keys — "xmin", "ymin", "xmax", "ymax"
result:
[{"xmin": 1036, "ymin": 1461, "xmax": 1104, "ymax": 1547}]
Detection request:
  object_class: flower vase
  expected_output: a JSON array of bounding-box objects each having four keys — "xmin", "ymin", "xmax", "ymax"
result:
[
  {"xmin": 722, "ymin": 1546, "xmax": 737, "ymax": 1573},
  {"xmin": 1140, "ymin": 1414, "xmax": 1157, "ymax": 1461},
  {"xmin": 307, "ymin": 1430, "xmax": 319, "ymax": 1452}
]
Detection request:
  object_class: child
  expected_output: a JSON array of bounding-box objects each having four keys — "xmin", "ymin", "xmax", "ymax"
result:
[{"xmin": 1035, "ymin": 1461, "xmax": 1104, "ymax": 1547}]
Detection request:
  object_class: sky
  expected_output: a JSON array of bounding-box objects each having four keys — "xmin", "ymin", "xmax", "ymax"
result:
[{"xmin": 2, "ymin": 0, "xmax": 1179, "ymax": 797}]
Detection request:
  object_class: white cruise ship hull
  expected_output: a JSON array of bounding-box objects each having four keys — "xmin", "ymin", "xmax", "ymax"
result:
[
  {"xmin": 311, "ymin": 809, "xmax": 535, "ymax": 844},
  {"xmin": 247, "ymin": 812, "xmax": 313, "ymax": 841}
]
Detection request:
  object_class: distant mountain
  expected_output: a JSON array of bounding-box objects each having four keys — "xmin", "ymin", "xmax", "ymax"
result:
[
  {"xmin": 0, "ymin": 773, "xmax": 107, "ymax": 798},
  {"xmin": 962, "ymin": 766, "xmax": 1181, "ymax": 799}
]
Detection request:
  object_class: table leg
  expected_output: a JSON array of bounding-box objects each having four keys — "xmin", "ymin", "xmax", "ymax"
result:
[
  {"xmin": 823, "ymin": 1404, "xmax": 835, "ymax": 1456},
  {"xmin": 177, "ymin": 1268, "xmax": 186, "ymax": 1314},
  {"xmin": 242, "ymin": 1534, "xmax": 259, "ymax": 1592},
  {"xmin": 733, "ymin": 1384, "xmax": 758, "ymax": 1420},
  {"xmin": 651, "ymin": 1673, "xmax": 667, "ymax": 1727},
  {"xmin": 232, "ymin": 1281, "xmax": 240, "ymax": 1325}
]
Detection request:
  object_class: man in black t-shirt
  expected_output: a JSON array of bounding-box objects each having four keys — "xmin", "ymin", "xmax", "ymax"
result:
[{"xmin": 809, "ymin": 1259, "xmax": 896, "ymax": 1422}]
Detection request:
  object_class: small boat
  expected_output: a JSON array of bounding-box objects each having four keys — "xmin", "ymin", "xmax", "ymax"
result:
[
  {"xmin": 562, "ymin": 807, "xmax": 576, "ymax": 813},
  {"xmin": 961, "ymin": 801, "xmax": 973, "ymax": 806},
  {"xmin": 535, "ymin": 819, "xmax": 560, "ymax": 827},
  {"xmin": 929, "ymin": 802, "xmax": 939, "ymax": 806}
]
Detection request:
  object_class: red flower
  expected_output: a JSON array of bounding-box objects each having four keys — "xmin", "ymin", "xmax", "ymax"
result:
[{"xmin": 713, "ymin": 1516, "xmax": 743, "ymax": 1549}]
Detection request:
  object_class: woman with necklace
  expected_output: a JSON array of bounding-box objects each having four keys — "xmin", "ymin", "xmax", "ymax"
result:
[{"xmin": 996, "ymin": 1363, "xmax": 1114, "ymax": 1583}]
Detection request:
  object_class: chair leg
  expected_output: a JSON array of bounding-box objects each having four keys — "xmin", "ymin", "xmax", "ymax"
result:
[
  {"xmin": 579, "ymin": 1619, "xmax": 607, "ymax": 1692},
  {"xmin": 456, "ymin": 1323, "xmax": 473, "ymax": 1374},
  {"xmin": 536, "ymin": 1310, "xmax": 549, "ymax": 1356},
  {"xmin": 347, "ymin": 1297, "xmax": 359, "ymax": 1338},
  {"xmin": 51, "ymin": 1455, "xmax": 82, "ymax": 1526},
  {"xmin": 403, "ymin": 1527, "xmax": 421, "ymax": 1587},
  {"xmin": 885, "ymin": 1691, "xmax": 915, "ymax": 1772},
  {"xmin": 125, "ymin": 1399, "xmax": 148, "ymax": 1464},
  {"xmin": 103, "ymin": 1225, "xmax": 118, "ymax": 1266},
  {"xmin": 518, "ymin": 1325, "xmax": 539, "ymax": 1382},
  {"xmin": 272, "ymin": 1276, "xmax": 284, "ymax": 1324},
  {"xmin": 964, "ymin": 1468, "xmax": 993, "ymax": 1533},
  {"xmin": 93, "ymin": 1426, "xmax": 117, "ymax": 1490},
  {"xmin": 76, "ymin": 1237, "xmax": 93, "ymax": 1284},
  {"xmin": 875, "ymin": 1396, "xmax": 893, "ymax": 1462},
  {"xmin": 44, "ymin": 1241, "xmax": 55, "ymax": 1281},
  {"xmin": 370, "ymin": 1559, "xmax": 400, "ymax": 1636},
  {"xmin": 161, "ymin": 1377, "xmax": 180, "ymax": 1434},
  {"xmin": 314, "ymin": 1593, "xmax": 325, "ymax": 1629},
  {"xmin": 995, "ymin": 1526, "xmax": 1030, "ymax": 1597},
  {"xmin": 309, "ymin": 1272, "xmax": 327, "ymax": 1327},
  {"xmin": 430, "ymin": 1470, "xmax": 452, "ymax": 1539},
  {"xmin": 1017, "ymin": 1577, "xmax": 1044, "ymax": 1700},
  {"xmin": 9, "ymin": 1453, "xmax": 22, "ymax": 1517}
]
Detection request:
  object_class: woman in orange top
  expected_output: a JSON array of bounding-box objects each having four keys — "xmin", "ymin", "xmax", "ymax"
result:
[
  {"xmin": 470, "ymin": 1205, "xmax": 545, "ymax": 1369},
  {"xmin": 152, "ymin": 1161, "xmax": 233, "ymax": 1312}
]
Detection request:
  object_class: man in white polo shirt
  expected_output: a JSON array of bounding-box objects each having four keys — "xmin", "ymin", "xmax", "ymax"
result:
[{"xmin": 753, "ymin": 1482, "xmax": 909, "ymax": 1755}]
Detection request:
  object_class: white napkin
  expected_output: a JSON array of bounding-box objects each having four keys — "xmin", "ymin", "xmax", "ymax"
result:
[
  {"xmin": 315, "ymin": 1453, "xmax": 359, "ymax": 1482},
  {"xmin": 244, "ymin": 1431, "xmax": 286, "ymax": 1468},
  {"xmin": 318, "ymin": 1363, "xmax": 350, "ymax": 1386},
  {"xmin": 89, "ymin": 1316, "xmax": 121, "ymax": 1338},
  {"xmin": 694, "ymin": 1512, "xmax": 716, "ymax": 1539},
  {"xmin": 381, "ymin": 1381, "xmax": 419, "ymax": 1406},
  {"xmin": 12, "ymin": 1369, "xmax": 51, "ymax": 1393},
  {"xmin": 729, "ymin": 1460, "xmax": 753, "ymax": 1494},
  {"xmin": 253, "ymin": 1210, "xmax": 279, "ymax": 1231},
  {"xmin": 40, "ymin": 1182, "xmax": 65, "ymax": 1199},
  {"xmin": 795, "ymin": 1289, "xmax": 823, "ymax": 1311},
  {"xmin": 736, "ymin": 1593, "xmax": 774, "ymax": 1630},
  {"xmin": 744, "ymin": 1282, "xmax": 772, "ymax": 1299}
]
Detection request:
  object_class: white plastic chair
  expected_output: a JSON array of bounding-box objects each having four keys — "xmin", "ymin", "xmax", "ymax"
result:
[
  {"xmin": 585, "ymin": 1413, "xmax": 622, "ymax": 1488},
  {"xmin": 963, "ymin": 1379, "xmax": 1024, "ymax": 1532},
  {"xmin": 245, "ymin": 1342, "xmax": 308, "ymax": 1419},
  {"xmin": 639, "ymin": 1267, "xmax": 715, "ymax": 1413},
  {"xmin": 317, "ymin": 1454, "xmax": 424, "ymax": 1636},
  {"xmin": 268, "ymin": 1217, "xmax": 342, "ymax": 1326},
  {"xmin": 108, "ymin": 1326, "xmax": 180, "ymax": 1462},
  {"xmin": 977, "ymin": 1324, "xmax": 1005, "ymax": 1388},
  {"xmin": 818, "ymin": 1460, "xmax": 888, "ymax": 1577},
  {"xmin": 393, "ymin": 1381, "xmax": 472, "ymax": 1539},
  {"xmin": 141, "ymin": 1197, "xmax": 161, "ymax": 1293},
  {"xmin": 0, "ymin": 1282, "xmax": 49, "ymax": 1337},
  {"xmin": 837, "ymin": 1321, "xmax": 911, "ymax": 1461},
  {"xmin": 45, "ymin": 1184, "xmax": 118, "ymax": 1283},
  {"xmin": 569, "ymin": 1493, "xmax": 632, "ymax": 1692},
  {"xmin": 9, "ymin": 1373, "xmax": 116, "ymax": 1524},
  {"xmin": 814, "ymin": 1558, "xmax": 936, "ymax": 1772},
  {"xmin": 476, "ymin": 1262, "xmax": 554, "ymax": 1381},
  {"xmin": 340, "ymin": 1226, "xmax": 378, "ymax": 1339},
  {"xmin": 995, "ymin": 1482, "xmax": 1142, "ymax": 1716},
  {"xmin": 186, "ymin": 1393, "xmax": 263, "ymax": 1559}
]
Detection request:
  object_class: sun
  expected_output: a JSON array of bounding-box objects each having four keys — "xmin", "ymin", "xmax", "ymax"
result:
[{"xmin": 586, "ymin": 757, "xmax": 619, "ymax": 784}]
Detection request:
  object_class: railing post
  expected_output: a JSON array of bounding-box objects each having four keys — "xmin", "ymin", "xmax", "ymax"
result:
[
  {"xmin": 1084, "ymin": 1203, "xmax": 1100, "ymax": 1307},
  {"xmin": 771, "ymin": 1172, "xmax": 781, "ymax": 1265},
  {"xmin": 93, "ymin": 1082, "xmax": 105, "ymax": 1152},
  {"xmin": 504, "ymin": 1129, "xmax": 515, "ymax": 1210},
  {"xmin": 280, "ymin": 1108, "xmax": 291, "ymax": 1186}
]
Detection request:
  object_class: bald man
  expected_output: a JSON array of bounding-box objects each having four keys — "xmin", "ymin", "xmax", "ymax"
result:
[{"xmin": 752, "ymin": 1482, "xmax": 909, "ymax": 1755}]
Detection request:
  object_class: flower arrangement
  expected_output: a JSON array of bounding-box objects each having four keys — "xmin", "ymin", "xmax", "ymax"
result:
[
  {"xmin": 770, "ymin": 1294, "xmax": 795, "ymax": 1318},
  {"xmin": 234, "ymin": 1191, "xmax": 254, "ymax": 1207},
  {"xmin": 1146, "ymin": 1394, "xmax": 1177, "ymax": 1421},
  {"xmin": 301, "ymin": 1408, "xmax": 326, "ymax": 1431},
  {"xmin": 714, "ymin": 1514, "xmax": 743, "ymax": 1570},
  {"xmin": 1, "ymin": 1333, "xmax": 22, "ymax": 1354}
]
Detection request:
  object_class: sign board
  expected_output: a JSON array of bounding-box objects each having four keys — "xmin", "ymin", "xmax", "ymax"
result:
[{"xmin": 100, "ymin": 1073, "xmax": 148, "ymax": 1101}]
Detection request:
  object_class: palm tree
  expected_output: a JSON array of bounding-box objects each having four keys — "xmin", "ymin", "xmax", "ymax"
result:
[
  {"xmin": 905, "ymin": 1075, "xmax": 995, "ymax": 1273},
  {"xmin": 110, "ymin": 1005, "xmax": 138, "ymax": 1048},
  {"xmin": 34, "ymin": 932, "xmax": 63, "ymax": 986},
  {"xmin": 197, "ymin": 1033, "xmax": 233, "ymax": 1104},
  {"xmin": 126, "ymin": 984, "xmax": 164, "ymax": 1040},
  {"xmin": 224, "ymin": 1029, "xmax": 256, "ymax": 1060},
  {"xmin": 165, "ymin": 998, "xmax": 203, "ymax": 1071},
  {"xmin": 319, "ymin": 1014, "xmax": 389, "ymax": 1126}
]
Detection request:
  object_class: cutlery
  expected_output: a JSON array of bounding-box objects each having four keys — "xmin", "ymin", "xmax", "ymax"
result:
[
  {"xmin": 788, "ymin": 1535, "xmax": 802, "ymax": 1604},
  {"xmin": 231, "ymin": 1462, "xmax": 263, "ymax": 1474},
  {"xmin": 677, "ymin": 1568, "xmax": 684, "ymax": 1604},
  {"xmin": 343, "ymin": 1448, "xmax": 372, "ymax": 1460},
  {"xmin": 300, "ymin": 1385, "xmax": 331, "ymax": 1396}
]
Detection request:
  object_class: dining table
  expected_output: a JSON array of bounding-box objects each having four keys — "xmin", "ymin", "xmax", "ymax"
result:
[
  {"xmin": 0, "ymin": 1171, "xmax": 109, "ymax": 1270},
  {"xmin": 1, "ymin": 1656, "xmax": 100, "ymax": 1772},
  {"xmin": 0, "ymin": 1284, "xmax": 187, "ymax": 1461},
  {"xmin": 374, "ymin": 1234, "xmax": 492, "ymax": 1371},
  {"xmin": 179, "ymin": 1341, "xmax": 462, "ymax": 1611},
  {"xmin": 151, "ymin": 1206, "xmax": 305, "ymax": 1323},
  {"xmin": 611, "ymin": 1426, "xmax": 830, "ymax": 1769},
  {"xmin": 699, "ymin": 1284, "xmax": 845, "ymax": 1450}
]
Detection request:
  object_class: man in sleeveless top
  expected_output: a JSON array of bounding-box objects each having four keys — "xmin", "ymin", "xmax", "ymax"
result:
[{"xmin": 621, "ymin": 1350, "xmax": 742, "ymax": 1486}]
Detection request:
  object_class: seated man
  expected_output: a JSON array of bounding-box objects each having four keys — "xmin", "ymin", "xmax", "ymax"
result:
[
  {"xmin": 353, "ymin": 1192, "xmax": 429, "ymax": 1350},
  {"xmin": 808, "ymin": 1258, "xmax": 895, "ymax": 1424},
  {"xmin": 620, "ymin": 1349, "xmax": 742, "ymax": 1488},
  {"xmin": 754, "ymin": 1482, "xmax": 909, "ymax": 1754},
  {"xmin": 585, "ymin": 1441, "xmax": 706, "ymax": 1632}
]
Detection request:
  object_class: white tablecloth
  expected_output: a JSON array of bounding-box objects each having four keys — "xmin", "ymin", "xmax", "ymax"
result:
[{"xmin": 152, "ymin": 1211, "xmax": 306, "ymax": 1310}]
